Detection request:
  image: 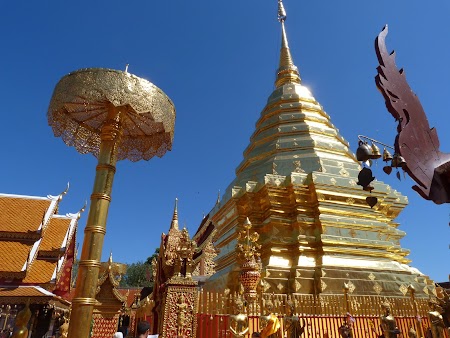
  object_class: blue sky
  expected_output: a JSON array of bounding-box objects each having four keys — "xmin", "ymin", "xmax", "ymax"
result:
[{"xmin": 0, "ymin": 1, "xmax": 448, "ymax": 282}]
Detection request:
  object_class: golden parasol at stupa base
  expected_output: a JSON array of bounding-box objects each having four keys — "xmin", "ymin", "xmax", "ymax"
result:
[{"xmin": 48, "ymin": 67, "xmax": 175, "ymax": 338}]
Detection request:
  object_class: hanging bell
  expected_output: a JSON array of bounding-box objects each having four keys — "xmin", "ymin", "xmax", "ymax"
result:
[
  {"xmin": 369, "ymin": 143, "xmax": 382, "ymax": 159},
  {"xmin": 356, "ymin": 141, "xmax": 373, "ymax": 162},
  {"xmin": 391, "ymin": 153, "xmax": 406, "ymax": 169},
  {"xmin": 357, "ymin": 167, "xmax": 375, "ymax": 189},
  {"xmin": 382, "ymin": 148, "xmax": 393, "ymax": 162}
]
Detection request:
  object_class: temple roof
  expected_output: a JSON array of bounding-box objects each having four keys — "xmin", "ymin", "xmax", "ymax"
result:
[
  {"xmin": 0, "ymin": 286, "xmax": 71, "ymax": 308},
  {"xmin": 0, "ymin": 242, "xmax": 30, "ymax": 273},
  {"xmin": 0, "ymin": 190, "xmax": 82, "ymax": 289},
  {"xmin": 23, "ymin": 259, "xmax": 57, "ymax": 284},
  {"xmin": 39, "ymin": 217, "xmax": 73, "ymax": 252},
  {"xmin": 0, "ymin": 193, "xmax": 58, "ymax": 234},
  {"xmin": 117, "ymin": 287, "xmax": 142, "ymax": 308}
]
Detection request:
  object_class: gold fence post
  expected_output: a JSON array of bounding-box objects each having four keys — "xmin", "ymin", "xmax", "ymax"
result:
[
  {"xmin": 343, "ymin": 283, "xmax": 351, "ymax": 313},
  {"xmin": 408, "ymin": 285, "xmax": 424, "ymax": 338}
]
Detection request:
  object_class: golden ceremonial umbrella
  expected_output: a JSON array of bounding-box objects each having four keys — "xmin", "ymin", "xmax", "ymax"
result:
[{"xmin": 48, "ymin": 68, "xmax": 175, "ymax": 338}]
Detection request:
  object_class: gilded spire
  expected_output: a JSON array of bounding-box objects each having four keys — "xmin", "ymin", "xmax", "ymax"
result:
[
  {"xmin": 275, "ymin": 0, "xmax": 301, "ymax": 87},
  {"xmin": 170, "ymin": 198, "xmax": 179, "ymax": 230},
  {"xmin": 108, "ymin": 251, "xmax": 113, "ymax": 270},
  {"xmin": 216, "ymin": 190, "xmax": 221, "ymax": 205}
]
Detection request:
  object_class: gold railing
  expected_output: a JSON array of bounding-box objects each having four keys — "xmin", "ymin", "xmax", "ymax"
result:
[{"xmin": 198, "ymin": 290, "xmax": 431, "ymax": 317}]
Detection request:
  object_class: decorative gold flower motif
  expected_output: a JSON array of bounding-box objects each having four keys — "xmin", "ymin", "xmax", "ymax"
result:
[
  {"xmin": 399, "ymin": 284, "xmax": 408, "ymax": 296},
  {"xmin": 373, "ymin": 282, "xmax": 382, "ymax": 295}
]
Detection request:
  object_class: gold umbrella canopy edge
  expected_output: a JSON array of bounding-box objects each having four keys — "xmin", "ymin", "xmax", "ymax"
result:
[{"xmin": 47, "ymin": 68, "xmax": 176, "ymax": 162}]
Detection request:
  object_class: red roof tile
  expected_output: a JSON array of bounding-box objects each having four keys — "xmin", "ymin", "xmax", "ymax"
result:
[
  {"xmin": 40, "ymin": 217, "xmax": 71, "ymax": 251},
  {"xmin": 0, "ymin": 195, "xmax": 53, "ymax": 233},
  {"xmin": 23, "ymin": 259, "xmax": 57, "ymax": 284},
  {"xmin": 0, "ymin": 242, "xmax": 31, "ymax": 273}
]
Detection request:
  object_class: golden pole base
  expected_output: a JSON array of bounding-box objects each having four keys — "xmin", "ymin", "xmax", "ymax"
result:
[{"xmin": 68, "ymin": 109, "xmax": 122, "ymax": 338}]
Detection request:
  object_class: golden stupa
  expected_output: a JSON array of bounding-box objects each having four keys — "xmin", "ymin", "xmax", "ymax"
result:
[{"xmin": 193, "ymin": 0, "xmax": 435, "ymax": 299}]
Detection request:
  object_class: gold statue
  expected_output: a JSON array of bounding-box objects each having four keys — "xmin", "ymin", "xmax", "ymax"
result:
[
  {"xmin": 435, "ymin": 291, "xmax": 450, "ymax": 336},
  {"xmin": 428, "ymin": 300, "xmax": 445, "ymax": 338},
  {"xmin": 259, "ymin": 298, "xmax": 281, "ymax": 338},
  {"xmin": 284, "ymin": 299, "xmax": 305, "ymax": 338},
  {"xmin": 408, "ymin": 326, "xmax": 417, "ymax": 338},
  {"xmin": 11, "ymin": 300, "xmax": 31, "ymax": 338},
  {"xmin": 380, "ymin": 302, "xmax": 401, "ymax": 338},
  {"xmin": 177, "ymin": 294, "xmax": 189, "ymax": 337},
  {"xmin": 174, "ymin": 228, "xmax": 197, "ymax": 277},
  {"xmin": 229, "ymin": 295, "xmax": 249, "ymax": 337},
  {"xmin": 59, "ymin": 317, "xmax": 70, "ymax": 338}
]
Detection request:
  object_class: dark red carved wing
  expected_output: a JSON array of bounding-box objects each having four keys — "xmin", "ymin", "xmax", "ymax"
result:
[{"xmin": 375, "ymin": 25, "xmax": 450, "ymax": 203}]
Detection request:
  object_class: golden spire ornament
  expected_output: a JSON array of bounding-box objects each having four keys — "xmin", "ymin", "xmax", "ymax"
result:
[
  {"xmin": 276, "ymin": 0, "xmax": 301, "ymax": 87},
  {"xmin": 48, "ymin": 68, "xmax": 175, "ymax": 338},
  {"xmin": 171, "ymin": 197, "xmax": 179, "ymax": 230}
]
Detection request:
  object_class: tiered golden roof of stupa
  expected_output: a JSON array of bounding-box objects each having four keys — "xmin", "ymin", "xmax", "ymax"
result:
[{"xmin": 196, "ymin": 0, "xmax": 435, "ymax": 298}]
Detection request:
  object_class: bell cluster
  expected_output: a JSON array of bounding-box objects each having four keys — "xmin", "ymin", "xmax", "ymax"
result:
[
  {"xmin": 356, "ymin": 140, "xmax": 406, "ymax": 174},
  {"xmin": 354, "ymin": 136, "xmax": 408, "ymax": 208}
]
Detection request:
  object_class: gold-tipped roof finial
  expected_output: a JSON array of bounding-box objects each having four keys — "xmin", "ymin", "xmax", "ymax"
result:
[
  {"xmin": 58, "ymin": 182, "xmax": 70, "ymax": 202},
  {"xmin": 62, "ymin": 182, "xmax": 70, "ymax": 195},
  {"xmin": 216, "ymin": 190, "xmax": 221, "ymax": 205},
  {"xmin": 275, "ymin": 0, "xmax": 301, "ymax": 87},
  {"xmin": 108, "ymin": 251, "xmax": 113, "ymax": 271},
  {"xmin": 170, "ymin": 197, "xmax": 179, "ymax": 230},
  {"xmin": 77, "ymin": 200, "xmax": 87, "ymax": 219}
]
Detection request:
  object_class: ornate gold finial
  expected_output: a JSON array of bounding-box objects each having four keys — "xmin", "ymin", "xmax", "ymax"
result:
[
  {"xmin": 170, "ymin": 198, "xmax": 179, "ymax": 230},
  {"xmin": 277, "ymin": 0, "xmax": 287, "ymax": 22},
  {"xmin": 216, "ymin": 190, "xmax": 221, "ymax": 205},
  {"xmin": 275, "ymin": 0, "xmax": 301, "ymax": 87},
  {"xmin": 108, "ymin": 251, "xmax": 113, "ymax": 271},
  {"xmin": 237, "ymin": 218, "xmax": 261, "ymax": 262},
  {"xmin": 237, "ymin": 218, "xmax": 261, "ymax": 303}
]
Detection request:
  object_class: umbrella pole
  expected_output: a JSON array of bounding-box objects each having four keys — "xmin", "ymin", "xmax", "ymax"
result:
[{"xmin": 68, "ymin": 107, "xmax": 123, "ymax": 338}]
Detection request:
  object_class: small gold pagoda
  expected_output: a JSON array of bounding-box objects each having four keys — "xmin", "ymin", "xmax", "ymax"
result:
[
  {"xmin": 90, "ymin": 253, "xmax": 127, "ymax": 338},
  {"xmin": 194, "ymin": 0, "xmax": 435, "ymax": 299}
]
